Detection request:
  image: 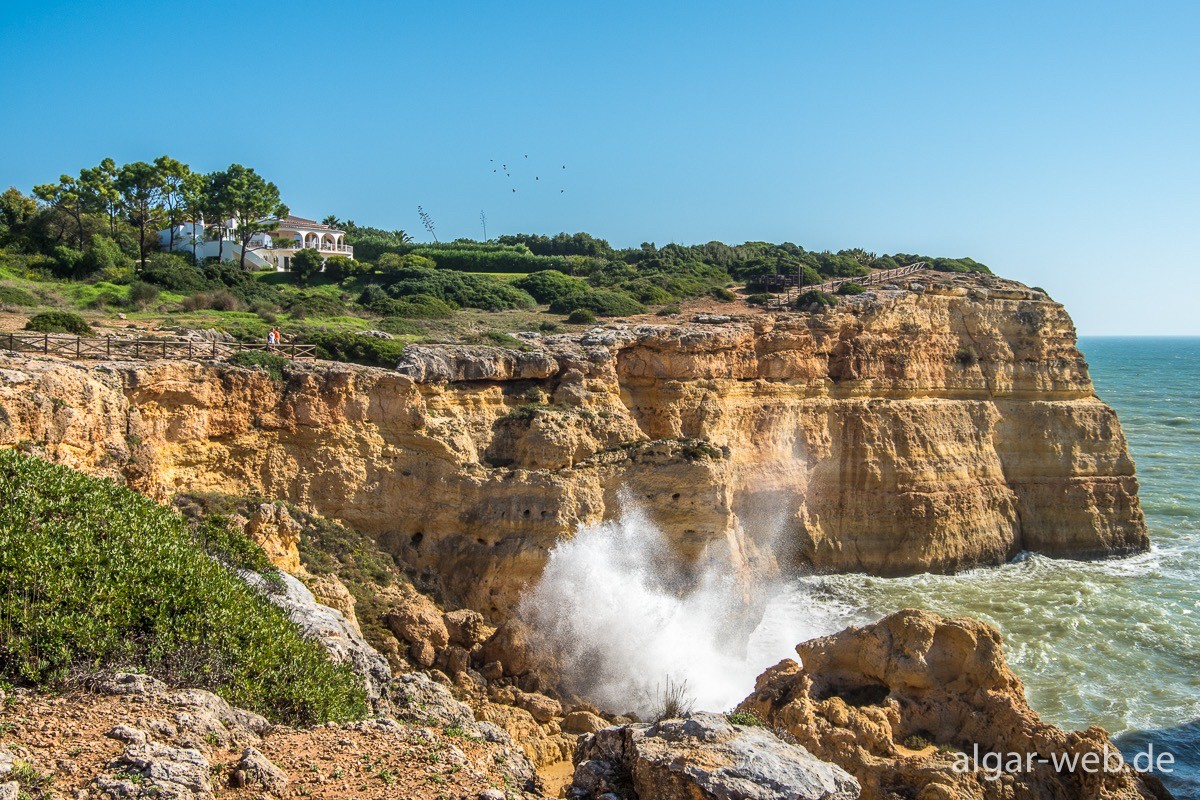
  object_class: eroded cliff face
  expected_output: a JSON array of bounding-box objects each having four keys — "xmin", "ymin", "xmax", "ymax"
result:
[{"xmin": 0, "ymin": 275, "xmax": 1146, "ymax": 617}]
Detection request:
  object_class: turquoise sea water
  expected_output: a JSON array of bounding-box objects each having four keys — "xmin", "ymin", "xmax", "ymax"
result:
[{"xmin": 805, "ymin": 337, "xmax": 1200, "ymax": 794}]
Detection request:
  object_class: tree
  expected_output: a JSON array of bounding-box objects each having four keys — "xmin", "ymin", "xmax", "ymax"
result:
[
  {"xmin": 290, "ymin": 247, "xmax": 323, "ymax": 286},
  {"xmin": 177, "ymin": 171, "xmax": 208, "ymax": 264},
  {"xmin": 79, "ymin": 158, "xmax": 121, "ymax": 237},
  {"xmin": 217, "ymin": 164, "xmax": 287, "ymax": 269},
  {"xmin": 154, "ymin": 155, "xmax": 192, "ymax": 253},
  {"xmin": 33, "ymin": 175, "xmax": 87, "ymax": 249},
  {"xmin": 0, "ymin": 187, "xmax": 37, "ymax": 234},
  {"xmin": 116, "ymin": 161, "xmax": 166, "ymax": 268},
  {"xmin": 322, "ymin": 255, "xmax": 355, "ymax": 282}
]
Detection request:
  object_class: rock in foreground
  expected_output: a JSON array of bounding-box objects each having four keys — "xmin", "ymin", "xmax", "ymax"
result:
[
  {"xmin": 740, "ymin": 610, "xmax": 1173, "ymax": 800},
  {"xmin": 569, "ymin": 712, "xmax": 860, "ymax": 800}
]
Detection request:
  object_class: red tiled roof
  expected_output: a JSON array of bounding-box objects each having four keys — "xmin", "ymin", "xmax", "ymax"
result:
[{"xmin": 269, "ymin": 215, "xmax": 344, "ymax": 233}]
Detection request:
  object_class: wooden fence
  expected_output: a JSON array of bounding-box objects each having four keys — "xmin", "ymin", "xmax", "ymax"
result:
[
  {"xmin": 764, "ymin": 262, "xmax": 928, "ymax": 309},
  {"xmin": 1, "ymin": 332, "xmax": 316, "ymax": 362}
]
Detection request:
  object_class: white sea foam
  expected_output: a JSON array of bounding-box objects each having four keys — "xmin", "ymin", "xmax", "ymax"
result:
[{"xmin": 516, "ymin": 495, "xmax": 854, "ymax": 716}]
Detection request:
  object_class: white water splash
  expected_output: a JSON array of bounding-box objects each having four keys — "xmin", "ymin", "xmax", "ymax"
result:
[{"xmin": 516, "ymin": 497, "xmax": 856, "ymax": 716}]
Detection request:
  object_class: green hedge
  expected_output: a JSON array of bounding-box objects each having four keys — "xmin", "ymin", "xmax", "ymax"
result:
[
  {"xmin": 408, "ymin": 246, "xmax": 569, "ymax": 274},
  {"xmin": 0, "ymin": 450, "xmax": 367, "ymax": 724}
]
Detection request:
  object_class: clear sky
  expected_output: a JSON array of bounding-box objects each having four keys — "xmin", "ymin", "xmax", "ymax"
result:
[{"xmin": 1, "ymin": 1, "xmax": 1197, "ymax": 334}]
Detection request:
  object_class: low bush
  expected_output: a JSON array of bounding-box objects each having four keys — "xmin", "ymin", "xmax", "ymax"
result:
[
  {"xmin": 657, "ymin": 304, "xmax": 681, "ymax": 316},
  {"xmin": 0, "ymin": 450, "xmax": 367, "ymax": 723},
  {"xmin": 284, "ymin": 292, "xmax": 345, "ymax": 319},
  {"xmin": 384, "ymin": 267, "xmax": 535, "ymax": 312},
  {"xmin": 548, "ymin": 289, "xmax": 644, "ymax": 317},
  {"xmin": 227, "ymin": 350, "xmax": 290, "ymax": 382},
  {"xmin": 128, "ymin": 280, "xmax": 161, "ymax": 309},
  {"xmin": 708, "ymin": 286, "xmax": 737, "ymax": 302},
  {"xmin": 836, "ymin": 282, "xmax": 866, "ymax": 295},
  {"xmin": 304, "ymin": 329, "xmax": 408, "ymax": 368},
  {"xmin": 511, "ymin": 270, "xmax": 589, "ymax": 304},
  {"xmin": 382, "ymin": 293, "xmax": 457, "ymax": 319},
  {"xmin": 567, "ymin": 308, "xmax": 597, "ymax": 324},
  {"xmin": 795, "ymin": 290, "xmax": 837, "ymax": 309},
  {"xmin": 181, "ymin": 289, "xmax": 243, "ymax": 312},
  {"xmin": 24, "ymin": 310, "xmax": 92, "ymax": 335},
  {"xmin": 142, "ymin": 253, "xmax": 209, "ymax": 293},
  {"xmin": 744, "ymin": 293, "xmax": 773, "ymax": 306}
]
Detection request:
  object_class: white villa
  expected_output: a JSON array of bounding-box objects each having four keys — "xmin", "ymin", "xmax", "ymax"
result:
[{"xmin": 158, "ymin": 215, "xmax": 353, "ymax": 271}]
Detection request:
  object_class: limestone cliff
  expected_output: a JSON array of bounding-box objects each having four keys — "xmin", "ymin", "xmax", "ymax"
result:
[{"xmin": 0, "ymin": 274, "xmax": 1147, "ymax": 617}]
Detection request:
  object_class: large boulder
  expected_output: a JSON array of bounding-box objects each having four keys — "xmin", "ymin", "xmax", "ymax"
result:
[
  {"xmin": 741, "ymin": 610, "xmax": 1172, "ymax": 800},
  {"xmin": 240, "ymin": 570, "xmax": 392, "ymax": 710},
  {"xmin": 385, "ymin": 594, "xmax": 450, "ymax": 668},
  {"xmin": 568, "ymin": 712, "xmax": 859, "ymax": 800}
]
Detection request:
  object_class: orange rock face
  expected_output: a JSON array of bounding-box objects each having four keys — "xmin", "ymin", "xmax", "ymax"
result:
[
  {"xmin": 0, "ymin": 275, "xmax": 1147, "ymax": 617},
  {"xmin": 740, "ymin": 610, "xmax": 1170, "ymax": 800}
]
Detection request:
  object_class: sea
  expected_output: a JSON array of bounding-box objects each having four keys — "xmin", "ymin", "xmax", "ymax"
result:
[
  {"xmin": 525, "ymin": 336, "xmax": 1200, "ymax": 795},
  {"xmin": 806, "ymin": 336, "xmax": 1200, "ymax": 795}
]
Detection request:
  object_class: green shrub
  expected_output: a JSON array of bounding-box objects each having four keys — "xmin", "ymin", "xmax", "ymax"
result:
[
  {"xmin": 708, "ymin": 286, "xmax": 737, "ymax": 302},
  {"xmin": 384, "ymin": 267, "xmax": 534, "ymax": 311},
  {"xmin": 511, "ymin": 270, "xmax": 589, "ymax": 304},
  {"xmin": 128, "ymin": 281, "xmax": 161, "ymax": 309},
  {"xmin": 227, "ymin": 350, "xmax": 290, "ymax": 382},
  {"xmin": 52, "ymin": 246, "xmax": 86, "ymax": 279},
  {"xmin": 25, "ymin": 310, "xmax": 92, "ymax": 335},
  {"xmin": 305, "ymin": 329, "xmax": 408, "ymax": 367},
  {"xmin": 193, "ymin": 515, "xmax": 274, "ymax": 573},
  {"xmin": 744, "ymin": 293, "xmax": 773, "ymax": 306},
  {"xmin": 0, "ymin": 285, "xmax": 38, "ymax": 307},
  {"xmin": 795, "ymin": 290, "xmax": 837, "ymax": 309},
  {"xmin": 725, "ymin": 710, "xmax": 764, "ymax": 727},
  {"xmin": 82, "ymin": 235, "xmax": 134, "ymax": 277},
  {"xmin": 181, "ymin": 290, "xmax": 242, "ymax": 312},
  {"xmin": 836, "ymin": 282, "xmax": 866, "ymax": 295},
  {"xmin": 657, "ymin": 304, "xmax": 681, "ymax": 316},
  {"xmin": 383, "ymin": 293, "xmax": 457, "ymax": 319},
  {"xmin": 0, "ymin": 450, "xmax": 367, "ymax": 723},
  {"xmin": 567, "ymin": 308, "xmax": 597, "ymax": 324},
  {"xmin": 285, "ymin": 292, "xmax": 345, "ymax": 319},
  {"xmin": 549, "ymin": 289, "xmax": 644, "ymax": 317},
  {"xmin": 143, "ymin": 253, "xmax": 209, "ymax": 293}
]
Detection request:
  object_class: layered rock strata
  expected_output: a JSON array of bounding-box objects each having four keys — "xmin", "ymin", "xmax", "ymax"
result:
[{"xmin": 0, "ymin": 274, "xmax": 1147, "ymax": 616}]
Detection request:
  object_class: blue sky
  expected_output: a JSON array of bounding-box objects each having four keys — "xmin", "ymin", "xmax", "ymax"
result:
[{"xmin": 1, "ymin": 1, "xmax": 1197, "ymax": 334}]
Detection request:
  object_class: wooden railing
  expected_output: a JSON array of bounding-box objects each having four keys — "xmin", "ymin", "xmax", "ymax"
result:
[
  {"xmin": 1, "ymin": 332, "xmax": 316, "ymax": 362},
  {"xmin": 764, "ymin": 262, "xmax": 927, "ymax": 309}
]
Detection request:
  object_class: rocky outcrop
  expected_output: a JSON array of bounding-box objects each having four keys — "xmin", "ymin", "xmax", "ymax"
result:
[
  {"xmin": 0, "ymin": 274, "xmax": 1147, "ymax": 617},
  {"xmin": 1, "ymin": 674, "xmax": 543, "ymax": 800},
  {"xmin": 240, "ymin": 569, "xmax": 393, "ymax": 709},
  {"xmin": 569, "ymin": 712, "xmax": 860, "ymax": 800},
  {"xmin": 739, "ymin": 610, "xmax": 1171, "ymax": 800}
]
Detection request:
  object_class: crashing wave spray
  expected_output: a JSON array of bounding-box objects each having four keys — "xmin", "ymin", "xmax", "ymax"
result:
[{"xmin": 516, "ymin": 493, "xmax": 857, "ymax": 716}]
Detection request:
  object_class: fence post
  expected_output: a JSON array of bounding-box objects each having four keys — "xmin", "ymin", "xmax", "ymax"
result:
[
  {"xmin": 107, "ymin": 335, "xmax": 111, "ymax": 357},
  {"xmin": 76, "ymin": 337, "xmax": 81, "ymax": 359}
]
